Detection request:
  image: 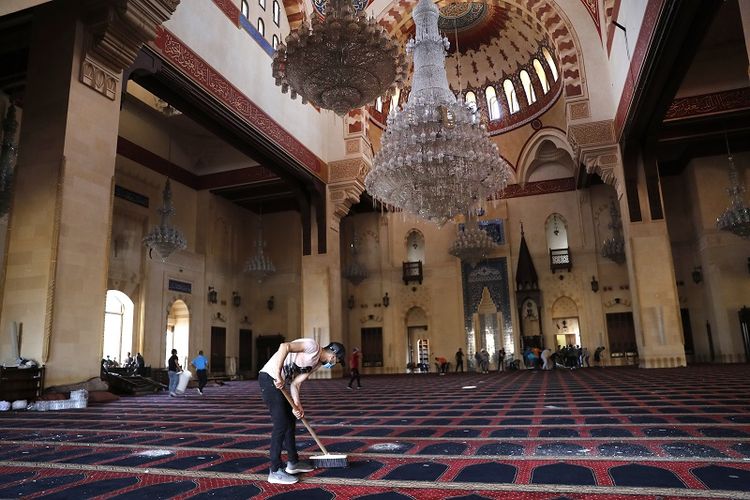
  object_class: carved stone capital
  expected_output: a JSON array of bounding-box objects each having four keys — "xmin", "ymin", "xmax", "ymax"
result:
[
  {"xmin": 80, "ymin": 0, "xmax": 180, "ymax": 96},
  {"xmin": 328, "ymin": 157, "xmax": 370, "ymax": 228},
  {"xmin": 580, "ymin": 144, "xmax": 623, "ymax": 198}
]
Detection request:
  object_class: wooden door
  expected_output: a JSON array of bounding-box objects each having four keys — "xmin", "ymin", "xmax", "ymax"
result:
[
  {"xmin": 211, "ymin": 327, "xmax": 226, "ymax": 373},
  {"xmin": 256, "ymin": 334, "xmax": 284, "ymax": 375},
  {"xmin": 239, "ymin": 329, "xmax": 253, "ymax": 373}
]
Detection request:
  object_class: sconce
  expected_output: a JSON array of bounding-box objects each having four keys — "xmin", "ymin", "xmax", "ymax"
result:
[
  {"xmin": 382, "ymin": 292, "xmax": 390, "ymax": 308},
  {"xmin": 232, "ymin": 291, "xmax": 241, "ymax": 307},
  {"xmin": 267, "ymin": 295, "xmax": 275, "ymax": 311},
  {"xmin": 207, "ymin": 286, "xmax": 218, "ymax": 304},
  {"xmin": 692, "ymin": 266, "xmax": 703, "ymax": 284},
  {"xmin": 347, "ymin": 295, "xmax": 355, "ymax": 310},
  {"xmin": 590, "ymin": 276, "xmax": 599, "ymax": 293}
]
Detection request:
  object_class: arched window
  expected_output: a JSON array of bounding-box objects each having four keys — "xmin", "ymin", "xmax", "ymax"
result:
[
  {"xmin": 503, "ymin": 79, "xmax": 519, "ymax": 114},
  {"xmin": 375, "ymin": 96, "xmax": 383, "ymax": 113},
  {"xmin": 464, "ymin": 90, "xmax": 477, "ymax": 112},
  {"xmin": 542, "ymin": 47, "xmax": 558, "ymax": 81},
  {"xmin": 272, "ymin": 34, "xmax": 279, "ymax": 50},
  {"xmin": 258, "ymin": 0, "xmax": 266, "ymax": 10},
  {"xmin": 257, "ymin": 18, "xmax": 265, "ymax": 36},
  {"xmin": 389, "ymin": 88, "xmax": 401, "ymax": 113},
  {"xmin": 533, "ymin": 59, "xmax": 550, "ymax": 93},
  {"xmin": 241, "ymin": 0, "xmax": 249, "ymax": 18},
  {"xmin": 273, "ymin": 0, "xmax": 280, "ymax": 25},
  {"xmin": 103, "ymin": 290, "xmax": 134, "ymax": 366},
  {"xmin": 520, "ymin": 70, "xmax": 536, "ymax": 105},
  {"xmin": 485, "ymin": 86, "xmax": 501, "ymax": 120}
]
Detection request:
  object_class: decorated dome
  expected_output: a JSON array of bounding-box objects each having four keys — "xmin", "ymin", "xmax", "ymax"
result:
[{"xmin": 370, "ymin": 0, "xmax": 564, "ymax": 135}]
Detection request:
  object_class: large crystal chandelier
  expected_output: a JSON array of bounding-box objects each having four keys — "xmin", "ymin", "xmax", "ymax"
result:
[
  {"xmin": 244, "ymin": 217, "xmax": 276, "ymax": 283},
  {"xmin": 716, "ymin": 136, "xmax": 750, "ymax": 238},
  {"xmin": 343, "ymin": 229, "xmax": 368, "ymax": 285},
  {"xmin": 601, "ymin": 198, "xmax": 626, "ymax": 264},
  {"xmin": 0, "ymin": 104, "xmax": 18, "ymax": 217},
  {"xmin": 365, "ymin": 0, "xmax": 511, "ymax": 225},
  {"xmin": 143, "ymin": 179, "xmax": 187, "ymax": 262},
  {"xmin": 449, "ymin": 213, "xmax": 497, "ymax": 267},
  {"xmin": 271, "ymin": 0, "xmax": 407, "ymax": 116}
]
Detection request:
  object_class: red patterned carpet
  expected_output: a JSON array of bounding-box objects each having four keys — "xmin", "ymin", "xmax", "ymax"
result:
[{"xmin": 1, "ymin": 365, "xmax": 750, "ymax": 499}]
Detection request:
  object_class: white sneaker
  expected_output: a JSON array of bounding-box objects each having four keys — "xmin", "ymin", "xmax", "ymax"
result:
[
  {"xmin": 268, "ymin": 469, "xmax": 298, "ymax": 484},
  {"xmin": 169, "ymin": 392, "xmax": 176, "ymax": 397},
  {"xmin": 286, "ymin": 459, "xmax": 315, "ymax": 474}
]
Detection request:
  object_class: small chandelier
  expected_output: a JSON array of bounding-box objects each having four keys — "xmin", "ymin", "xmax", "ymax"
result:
[
  {"xmin": 343, "ymin": 229, "xmax": 368, "ymax": 285},
  {"xmin": 271, "ymin": 0, "xmax": 407, "ymax": 116},
  {"xmin": 365, "ymin": 0, "xmax": 511, "ymax": 225},
  {"xmin": 244, "ymin": 217, "xmax": 276, "ymax": 283},
  {"xmin": 449, "ymin": 213, "xmax": 497, "ymax": 267},
  {"xmin": 0, "ymin": 104, "xmax": 18, "ymax": 217},
  {"xmin": 716, "ymin": 136, "xmax": 750, "ymax": 238},
  {"xmin": 143, "ymin": 179, "xmax": 187, "ymax": 261},
  {"xmin": 601, "ymin": 198, "xmax": 626, "ymax": 264}
]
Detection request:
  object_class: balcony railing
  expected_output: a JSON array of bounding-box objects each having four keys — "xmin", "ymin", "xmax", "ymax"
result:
[
  {"xmin": 549, "ymin": 247, "xmax": 572, "ymax": 273},
  {"xmin": 402, "ymin": 261, "xmax": 423, "ymax": 285}
]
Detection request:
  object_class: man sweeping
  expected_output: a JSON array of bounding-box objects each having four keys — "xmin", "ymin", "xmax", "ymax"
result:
[{"xmin": 258, "ymin": 338, "xmax": 345, "ymax": 484}]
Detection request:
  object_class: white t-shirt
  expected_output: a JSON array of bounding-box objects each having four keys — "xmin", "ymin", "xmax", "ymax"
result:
[{"xmin": 260, "ymin": 338, "xmax": 321, "ymax": 383}]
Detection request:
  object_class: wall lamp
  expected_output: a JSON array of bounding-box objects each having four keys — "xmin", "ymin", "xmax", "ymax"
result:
[
  {"xmin": 347, "ymin": 295, "xmax": 355, "ymax": 310},
  {"xmin": 590, "ymin": 276, "xmax": 599, "ymax": 293},
  {"xmin": 382, "ymin": 292, "xmax": 390, "ymax": 307},
  {"xmin": 208, "ymin": 286, "xmax": 218, "ymax": 304},
  {"xmin": 267, "ymin": 295, "xmax": 275, "ymax": 311},
  {"xmin": 692, "ymin": 266, "xmax": 703, "ymax": 284},
  {"xmin": 232, "ymin": 291, "xmax": 241, "ymax": 307}
]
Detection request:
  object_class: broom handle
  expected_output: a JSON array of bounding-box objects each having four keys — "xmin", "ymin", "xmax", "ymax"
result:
[{"xmin": 279, "ymin": 386, "xmax": 330, "ymax": 455}]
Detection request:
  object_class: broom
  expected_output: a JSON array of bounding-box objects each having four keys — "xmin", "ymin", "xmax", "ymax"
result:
[{"xmin": 279, "ymin": 387, "xmax": 348, "ymax": 468}]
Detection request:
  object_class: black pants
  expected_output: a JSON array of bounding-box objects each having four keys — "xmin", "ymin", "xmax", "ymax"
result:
[
  {"xmin": 259, "ymin": 372, "xmax": 298, "ymax": 472},
  {"xmin": 455, "ymin": 361, "xmax": 463, "ymax": 372},
  {"xmin": 196, "ymin": 369, "xmax": 207, "ymax": 390},
  {"xmin": 348, "ymin": 368, "xmax": 361, "ymax": 388}
]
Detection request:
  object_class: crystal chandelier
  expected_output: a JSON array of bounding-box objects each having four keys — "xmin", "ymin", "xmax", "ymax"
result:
[
  {"xmin": 601, "ymin": 198, "xmax": 626, "ymax": 264},
  {"xmin": 365, "ymin": 0, "xmax": 511, "ymax": 225},
  {"xmin": 244, "ymin": 217, "xmax": 276, "ymax": 283},
  {"xmin": 716, "ymin": 136, "xmax": 750, "ymax": 238},
  {"xmin": 449, "ymin": 213, "xmax": 497, "ymax": 267},
  {"xmin": 0, "ymin": 104, "xmax": 18, "ymax": 217},
  {"xmin": 271, "ymin": 0, "xmax": 407, "ymax": 116},
  {"xmin": 143, "ymin": 179, "xmax": 187, "ymax": 262},
  {"xmin": 343, "ymin": 229, "xmax": 368, "ymax": 285}
]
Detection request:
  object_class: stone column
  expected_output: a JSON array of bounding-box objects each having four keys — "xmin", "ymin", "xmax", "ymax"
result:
[
  {"xmin": 301, "ymin": 108, "xmax": 370, "ymax": 375},
  {"xmin": 621, "ymin": 152, "xmax": 685, "ymax": 368},
  {"xmin": 0, "ymin": 0, "xmax": 179, "ymax": 385}
]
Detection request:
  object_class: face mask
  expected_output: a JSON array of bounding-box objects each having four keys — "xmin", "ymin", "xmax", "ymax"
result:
[{"xmin": 322, "ymin": 360, "xmax": 335, "ymax": 369}]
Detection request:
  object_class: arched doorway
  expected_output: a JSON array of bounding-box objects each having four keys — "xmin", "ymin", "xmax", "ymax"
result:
[
  {"xmin": 550, "ymin": 296, "xmax": 580, "ymax": 349},
  {"xmin": 166, "ymin": 300, "xmax": 190, "ymax": 368},
  {"xmin": 406, "ymin": 306, "xmax": 428, "ymax": 372},
  {"xmin": 103, "ymin": 290, "xmax": 134, "ymax": 365}
]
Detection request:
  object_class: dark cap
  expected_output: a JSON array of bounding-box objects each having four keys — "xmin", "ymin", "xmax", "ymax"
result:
[{"xmin": 324, "ymin": 342, "xmax": 346, "ymax": 361}]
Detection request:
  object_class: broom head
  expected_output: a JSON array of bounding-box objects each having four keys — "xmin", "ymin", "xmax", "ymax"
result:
[{"xmin": 310, "ymin": 453, "xmax": 348, "ymax": 468}]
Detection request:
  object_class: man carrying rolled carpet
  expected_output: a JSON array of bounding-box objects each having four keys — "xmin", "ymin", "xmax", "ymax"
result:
[{"xmin": 259, "ymin": 338, "xmax": 346, "ymax": 484}]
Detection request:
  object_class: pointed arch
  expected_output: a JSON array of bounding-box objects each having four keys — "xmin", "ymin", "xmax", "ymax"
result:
[{"xmin": 515, "ymin": 128, "xmax": 575, "ymax": 186}]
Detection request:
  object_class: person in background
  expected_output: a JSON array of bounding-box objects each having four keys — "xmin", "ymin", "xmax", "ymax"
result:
[
  {"xmin": 435, "ymin": 356, "xmax": 449, "ymax": 375},
  {"xmin": 541, "ymin": 347, "xmax": 552, "ymax": 370},
  {"xmin": 135, "ymin": 352, "xmax": 145, "ymax": 376},
  {"xmin": 497, "ymin": 348, "xmax": 506, "ymax": 372},
  {"xmin": 191, "ymin": 350, "xmax": 209, "ymax": 395},
  {"xmin": 594, "ymin": 346, "xmax": 606, "ymax": 367},
  {"xmin": 167, "ymin": 349, "xmax": 181, "ymax": 397},
  {"xmin": 259, "ymin": 338, "xmax": 345, "ymax": 485},
  {"xmin": 347, "ymin": 347, "xmax": 362, "ymax": 389},
  {"xmin": 455, "ymin": 347, "xmax": 464, "ymax": 372}
]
